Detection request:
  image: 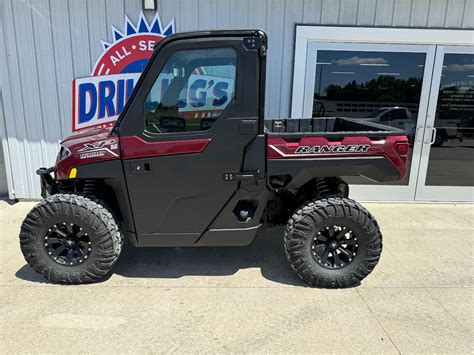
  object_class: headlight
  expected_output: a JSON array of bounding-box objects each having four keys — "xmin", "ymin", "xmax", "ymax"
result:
[{"xmin": 58, "ymin": 146, "xmax": 71, "ymax": 161}]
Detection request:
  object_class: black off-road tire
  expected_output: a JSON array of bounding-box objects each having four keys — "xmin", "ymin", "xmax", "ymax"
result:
[
  {"xmin": 19, "ymin": 194, "xmax": 123, "ymax": 284},
  {"xmin": 433, "ymin": 132, "xmax": 445, "ymax": 147},
  {"xmin": 284, "ymin": 197, "xmax": 382, "ymax": 288}
]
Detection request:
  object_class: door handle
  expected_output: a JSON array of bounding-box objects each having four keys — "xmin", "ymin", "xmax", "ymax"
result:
[
  {"xmin": 130, "ymin": 161, "xmax": 151, "ymax": 175},
  {"xmin": 429, "ymin": 128, "xmax": 437, "ymax": 145},
  {"xmin": 423, "ymin": 128, "xmax": 437, "ymax": 145},
  {"xmin": 223, "ymin": 171, "xmax": 259, "ymax": 182}
]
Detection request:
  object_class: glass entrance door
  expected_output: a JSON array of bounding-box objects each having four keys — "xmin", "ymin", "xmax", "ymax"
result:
[
  {"xmin": 302, "ymin": 42, "xmax": 436, "ymax": 201},
  {"xmin": 415, "ymin": 46, "xmax": 474, "ymax": 202}
]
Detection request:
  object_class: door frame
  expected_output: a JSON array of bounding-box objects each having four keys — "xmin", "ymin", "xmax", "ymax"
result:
[
  {"xmin": 118, "ymin": 31, "xmax": 264, "ymax": 241},
  {"xmin": 291, "ymin": 26, "xmax": 474, "ymax": 202},
  {"xmin": 415, "ymin": 45, "xmax": 474, "ymax": 202}
]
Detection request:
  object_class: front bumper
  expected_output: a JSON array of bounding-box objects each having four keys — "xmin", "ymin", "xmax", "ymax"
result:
[{"xmin": 36, "ymin": 167, "xmax": 57, "ymax": 198}]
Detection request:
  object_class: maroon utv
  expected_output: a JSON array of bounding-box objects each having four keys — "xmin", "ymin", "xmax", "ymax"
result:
[{"xmin": 20, "ymin": 30, "xmax": 408, "ymax": 287}]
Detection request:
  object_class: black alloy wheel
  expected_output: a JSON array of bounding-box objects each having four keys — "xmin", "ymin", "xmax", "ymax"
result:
[
  {"xmin": 311, "ymin": 225, "xmax": 359, "ymax": 269},
  {"xmin": 44, "ymin": 222, "xmax": 92, "ymax": 266}
]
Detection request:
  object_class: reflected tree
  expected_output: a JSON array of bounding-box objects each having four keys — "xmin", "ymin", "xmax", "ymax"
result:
[{"xmin": 317, "ymin": 76, "xmax": 423, "ymax": 103}]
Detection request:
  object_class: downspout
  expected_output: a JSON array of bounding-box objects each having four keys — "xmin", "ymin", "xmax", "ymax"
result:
[{"xmin": 0, "ymin": 87, "xmax": 16, "ymax": 200}]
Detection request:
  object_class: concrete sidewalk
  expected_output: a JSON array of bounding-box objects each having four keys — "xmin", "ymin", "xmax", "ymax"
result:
[{"xmin": 0, "ymin": 202, "xmax": 472, "ymax": 353}]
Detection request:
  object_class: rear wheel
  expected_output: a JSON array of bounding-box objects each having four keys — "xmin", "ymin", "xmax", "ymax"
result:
[
  {"xmin": 19, "ymin": 194, "xmax": 122, "ymax": 284},
  {"xmin": 433, "ymin": 131, "xmax": 446, "ymax": 147},
  {"xmin": 284, "ymin": 197, "xmax": 382, "ymax": 288}
]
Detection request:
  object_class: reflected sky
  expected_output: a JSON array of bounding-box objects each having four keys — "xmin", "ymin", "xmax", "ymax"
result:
[
  {"xmin": 439, "ymin": 53, "xmax": 474, "ymax": 89},
  {"xmin": 314, "ymin": 50, "xmax": 426, "ymax": 96}
]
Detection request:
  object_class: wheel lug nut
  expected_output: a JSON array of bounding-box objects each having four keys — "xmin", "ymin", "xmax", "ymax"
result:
[
  {"xmin": 88, "ymin": 242, "xmax": 91, "ymax": 245},
  {"xmin": 88, "ymin": 248, "xmax": 91, "ymax": 251},
  {"xmin": 84, "ymin": 256, "xmax": 88, "ymax": 259},
  {"xmin": 48, "ymin": 252, "xmax": 52, "ymax": 255}
]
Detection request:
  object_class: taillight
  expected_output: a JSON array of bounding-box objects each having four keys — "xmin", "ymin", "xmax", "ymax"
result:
[
  {"xmin": 395, "ymin": 142, "xmax": 409, "ymax": 165},
  {"xmin": 395, "ymin": 142, "xmax": 408, "ymax": 156}
]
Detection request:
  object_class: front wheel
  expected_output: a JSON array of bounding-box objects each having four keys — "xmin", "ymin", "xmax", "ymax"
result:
[
  {"xmin": 19, "ymin": 194, "xmax": 122, "ymax": 284},
  {"xmin": 284, "ymin": 197, "xmax": 382, "ymax": 288}
]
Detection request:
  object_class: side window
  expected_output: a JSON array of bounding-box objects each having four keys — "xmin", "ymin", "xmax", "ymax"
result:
[
  {"xmin": 393, "ymin": 109, "xmax": 409, "ymax": 120},
  {"xmin": 145, "ymin": 48, "xmax": 237, "ymax": 134},
  {"xmin": 380, "ymin": 111, "xmax": 393, "ymax": 122}
]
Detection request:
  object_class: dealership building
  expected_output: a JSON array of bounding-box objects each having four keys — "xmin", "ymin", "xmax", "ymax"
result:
[{"xmin": 0, "ymin": 0, "xmax": 473, "ymax": 202}]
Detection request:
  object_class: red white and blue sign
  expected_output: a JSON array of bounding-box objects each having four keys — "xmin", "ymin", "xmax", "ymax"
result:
[{"xmin": 72, "ymin": 12, "xmax": 175, "ymax": 131}]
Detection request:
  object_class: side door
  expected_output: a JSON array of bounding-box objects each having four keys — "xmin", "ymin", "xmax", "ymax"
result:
[
  {"xmin": 414, "ymin": 46, "xmax": 474, "ymax": 202},
  {"xmin": 118, "ymin": 33, "xmax": 263, "ymax": 245},
  {"xmin": 381, "ymin": 109, "xmax": 416, "ymax": 136}
]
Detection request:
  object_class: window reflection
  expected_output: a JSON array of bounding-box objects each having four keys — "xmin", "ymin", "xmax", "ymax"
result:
[
  {"xmin": 145, "ymin": 48, "xmax": 237, "ymax": 134},
  {"xmin": 313, "ymin": 50, "xmax": 426, "ymax": 185},
  {"xmin": 425, "ymin": 53, "xmax": 474, "ymax": 186}
]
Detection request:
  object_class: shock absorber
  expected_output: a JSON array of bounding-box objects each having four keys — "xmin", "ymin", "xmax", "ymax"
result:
[
  {"xmin": 83, "ymin": 180, "xmax": 97, "ymax": 195},
  {"xmin": 315, "ymin": 177, "xmax": 331, "ymax": 197}
]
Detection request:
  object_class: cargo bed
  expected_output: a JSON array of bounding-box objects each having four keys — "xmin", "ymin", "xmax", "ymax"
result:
[
  {"xmin": 264, "ymin": 117, "xmax": 405, "ymax": 138},
  {"xmin": 265, "ymin": 117, "xmax": 409, "ymax": 186}
]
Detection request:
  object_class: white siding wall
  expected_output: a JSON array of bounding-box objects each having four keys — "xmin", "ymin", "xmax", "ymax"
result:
[{"xmin": 0, "ymin": 0, "xmax": 472, "ymax": 198}]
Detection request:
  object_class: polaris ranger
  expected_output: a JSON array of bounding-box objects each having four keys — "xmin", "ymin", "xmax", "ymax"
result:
[{"xmin": 20, "ymin": 30, "xmax": 409, "ymax": 287}]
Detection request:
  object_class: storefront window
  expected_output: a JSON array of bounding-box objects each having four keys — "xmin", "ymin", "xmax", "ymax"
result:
[
  {"xmin": 425, "ymin": 53, "xmax": 474, "ymax": 186},
  {"xmin": 313, "ymin": 50, "xmax": 426, "ymax": 185}
]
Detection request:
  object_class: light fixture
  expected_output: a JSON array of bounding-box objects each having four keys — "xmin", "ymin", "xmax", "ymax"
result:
[{"xmin": 143, "ymin": 0, "xmax": 157, "ymax": 10}]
